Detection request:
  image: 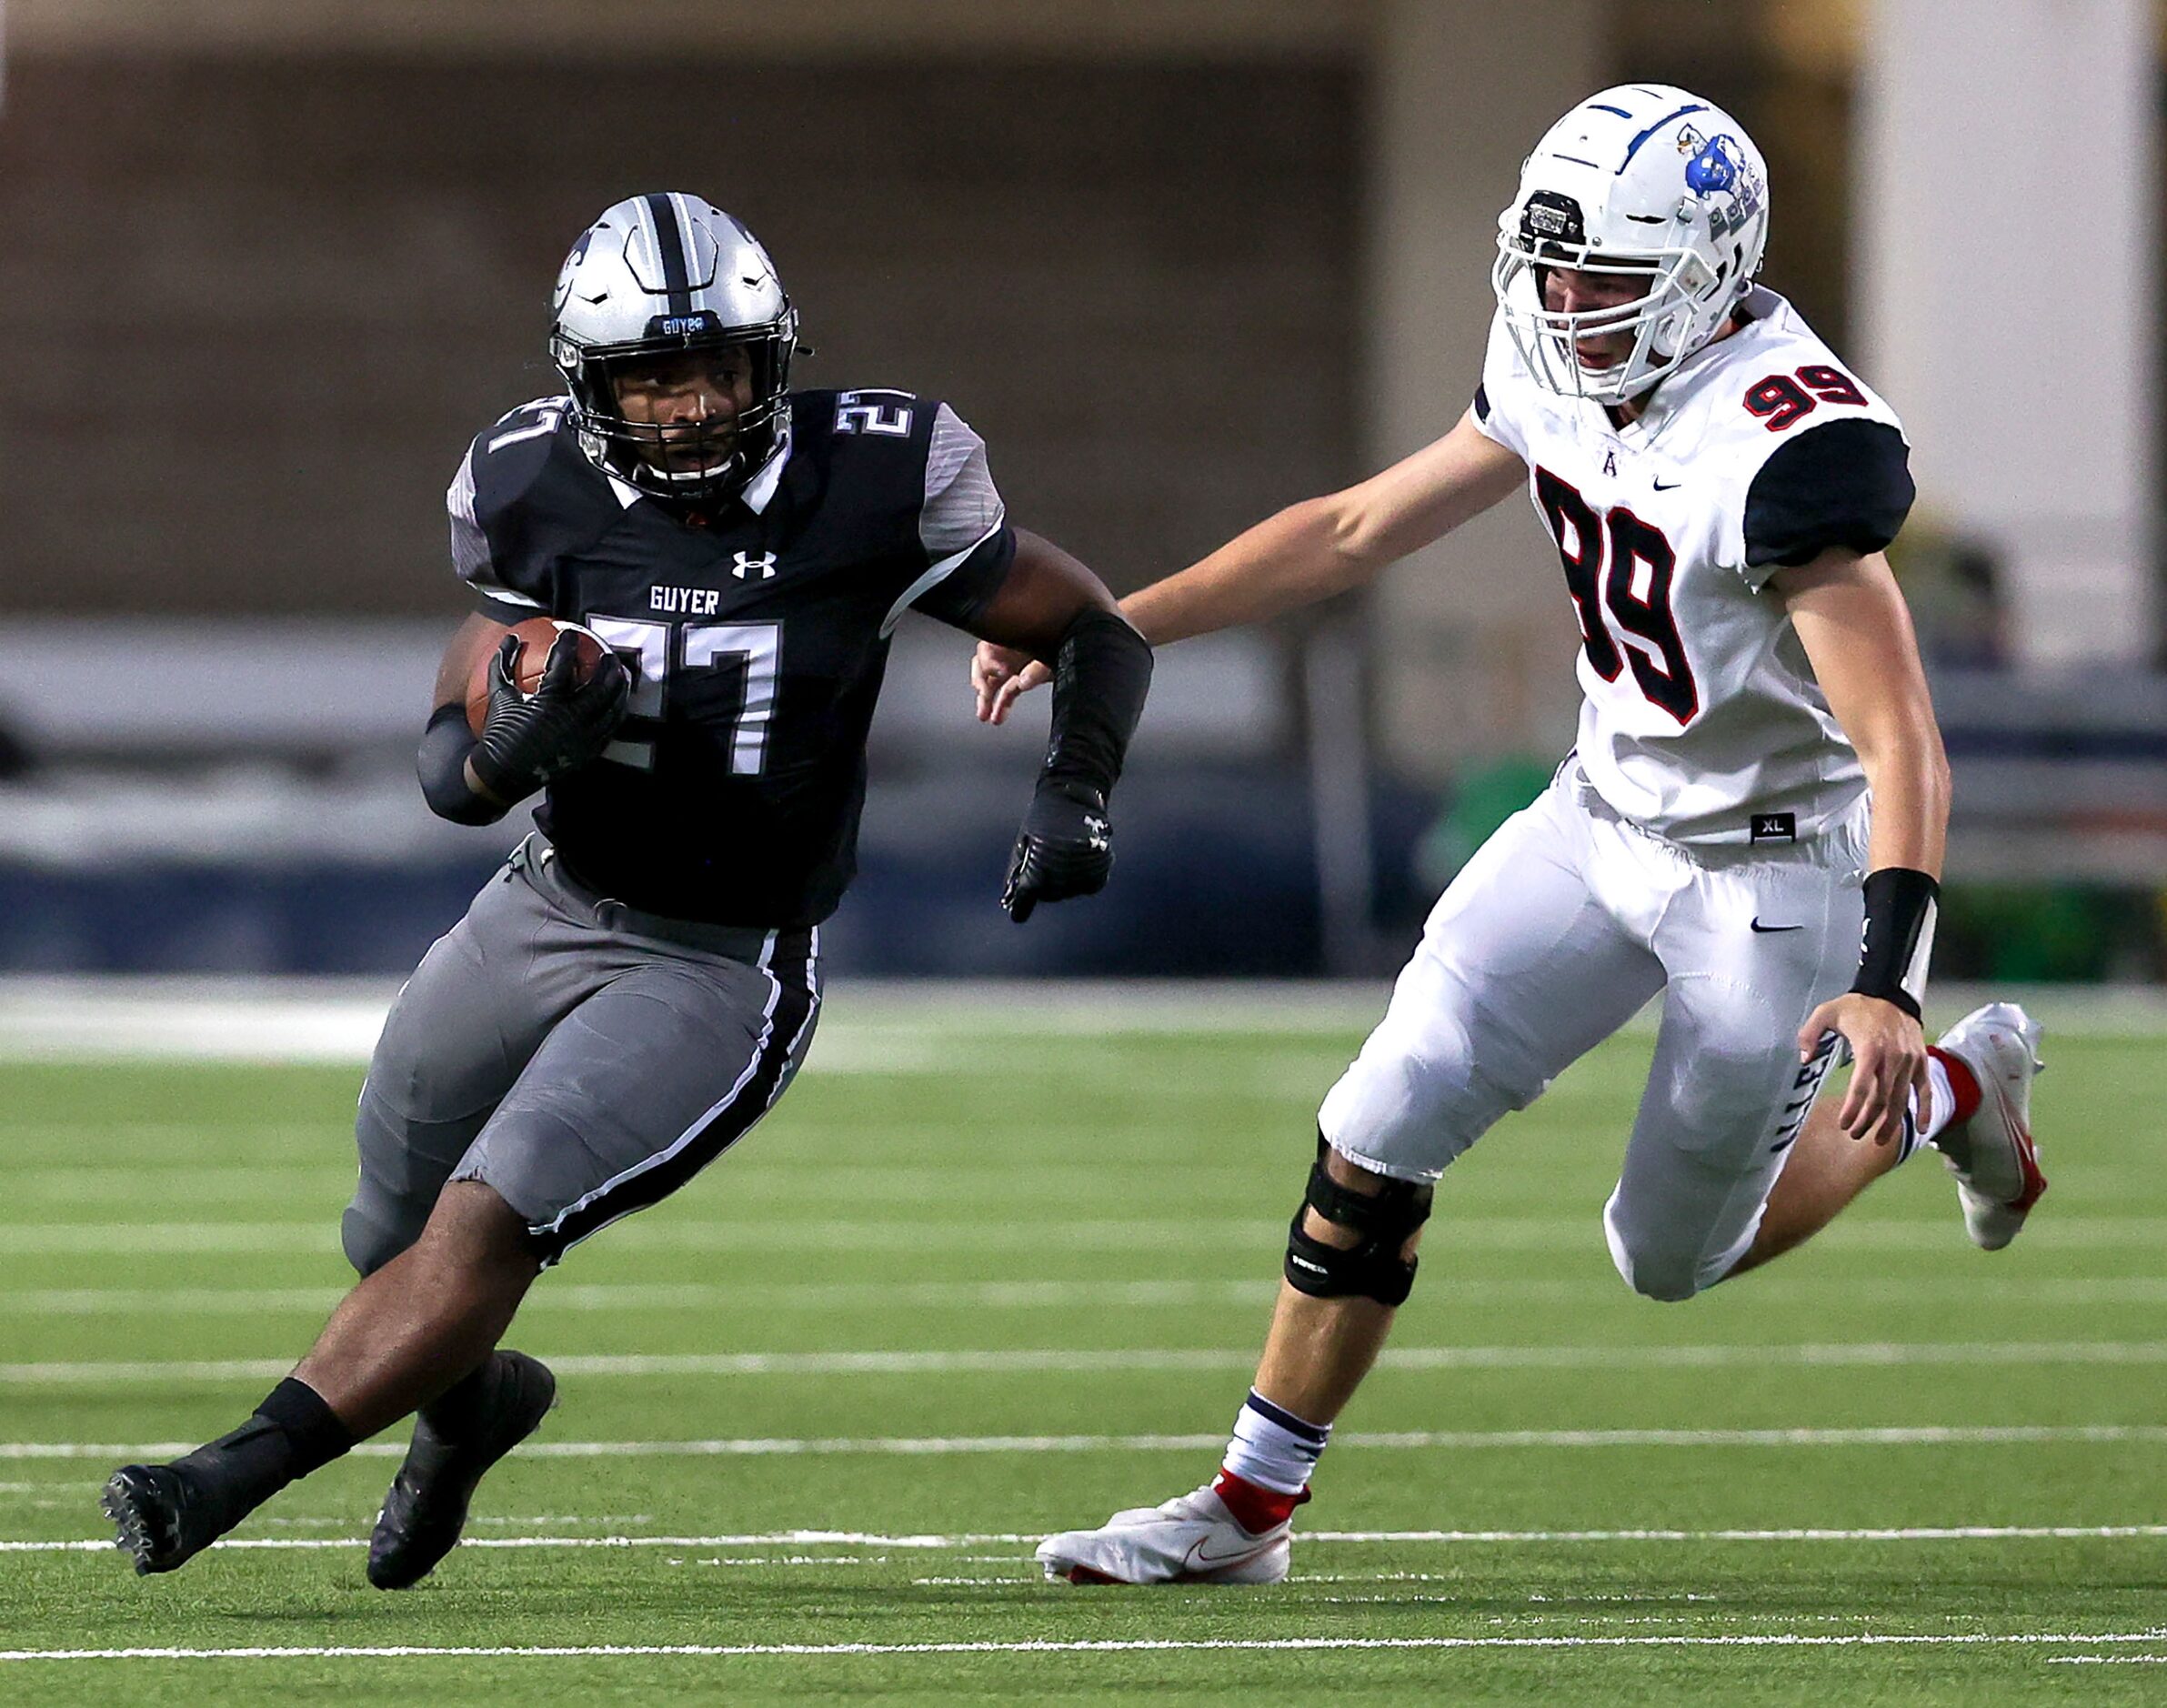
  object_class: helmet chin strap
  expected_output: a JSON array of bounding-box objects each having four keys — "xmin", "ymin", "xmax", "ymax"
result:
[
  {"xmin": 641, "ymin": 450, "xmax": 740, "ymax": 488},
  {"xmin": 604, "ymin": 410, "xmax": 750, "ymax": 499}
]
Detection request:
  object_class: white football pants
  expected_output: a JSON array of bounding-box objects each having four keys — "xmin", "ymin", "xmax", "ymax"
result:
[{"xmin": 1319, "ymin": 766, "xmax": 1871, "ymax": 1300}]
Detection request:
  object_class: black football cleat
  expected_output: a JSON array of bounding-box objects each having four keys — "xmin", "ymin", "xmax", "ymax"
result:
[
  {"xmin": 367, "ymin": 1350, "xmax": 557, "ymax": 1590},
  {"xmin": 102, "ymin": 1462, "xmax": 228, "ymax": 1576}
]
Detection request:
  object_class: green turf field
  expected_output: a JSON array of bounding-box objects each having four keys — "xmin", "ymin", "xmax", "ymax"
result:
[{"xmin": 0, "ymin": 992, "xmax": 2161, "ymax": 1703}]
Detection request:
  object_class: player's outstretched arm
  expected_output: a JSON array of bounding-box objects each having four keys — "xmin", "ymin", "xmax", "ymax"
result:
[
  {"xmin": 973, "ymin": 408, "xmax": 1524, "ymax": 723},
  {"xmin": 964, "ymin": 530, "xmax": 1152, "ymax": 922},
  {"xmin": 1778, "ymin": 548, "xmax": 1952, "ymax": 1146},
  {"xmin": 415, "ymin": 613, "xmax": 630, "ymax": 825}
]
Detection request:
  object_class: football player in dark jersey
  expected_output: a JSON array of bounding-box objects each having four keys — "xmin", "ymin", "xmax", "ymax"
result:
[{"xmin": 103, "ymin": 193, "xmax": 1152, "ymax": 1583}]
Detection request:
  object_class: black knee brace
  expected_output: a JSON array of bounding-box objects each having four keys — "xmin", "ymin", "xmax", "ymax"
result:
[{"xmin": 1282, "ymin": 1134, "xmax": 1433, "ymax": 1307}]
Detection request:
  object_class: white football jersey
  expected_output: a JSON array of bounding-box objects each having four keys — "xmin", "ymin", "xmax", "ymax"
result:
[{"xmin": 1472, "ymin": 286, "xmax": 1913, "ymax": 848}]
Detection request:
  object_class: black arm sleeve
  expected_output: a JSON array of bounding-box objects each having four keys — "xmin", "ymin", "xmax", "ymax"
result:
[
  {"xmin": 416, "ymin": 703, "xmax": 509, "ymax": 826},
  {"xmin": 911, "ymin": 524, "xmax": 1018, "ymax": 633},
  {"xmin": 1743, "ymin": 418, "xmax": 1916, "ymax": 571},
  {"xmin": 1041, "ymin": 608, "xmax": 1153, "ymax": 799}
]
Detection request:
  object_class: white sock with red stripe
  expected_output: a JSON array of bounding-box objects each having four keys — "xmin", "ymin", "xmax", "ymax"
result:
[
  {"xmin": 1914, "ymin": 1044, "xmax": 1983, "ymax": 1164},
  {"xmin": 1214, "ymin": 1390, "xmax": 1326, "ymax": 1532}
]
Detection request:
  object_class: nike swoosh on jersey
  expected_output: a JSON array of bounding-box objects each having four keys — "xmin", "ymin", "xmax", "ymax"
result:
[
  {"xmin": 1652, "ymin": 477, "xmax": 1683, "ymax": 490},
  {"xmin": 1750, "ymin": 918, "xmax": 1803, "ymax": 933}
]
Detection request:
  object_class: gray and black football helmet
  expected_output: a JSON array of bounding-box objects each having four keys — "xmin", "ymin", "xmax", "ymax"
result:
[{"xmin": 548, "ymin": 193, "xmax": 799, "ymax": 504}]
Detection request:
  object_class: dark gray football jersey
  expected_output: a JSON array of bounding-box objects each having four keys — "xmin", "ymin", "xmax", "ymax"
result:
[{"xmin": 445, "ymin": 388, "xmax": 1016, "ymax": 925}]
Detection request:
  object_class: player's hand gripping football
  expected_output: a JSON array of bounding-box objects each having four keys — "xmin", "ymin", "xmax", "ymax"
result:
[
  {"xmin": 1002, "ymin": 778, "xmax": 1112, "ymax": 923},
  {"xmin": 1797, "ymin": 993, "xmax": 1930, "ymax": 1148},
  {"xmin": 470, "ymin": 632, "xmax": 632, "ymax": 803},
  {"xmin": 973, "ymin": 641, "xmax": 1051, "ymax": 725}
]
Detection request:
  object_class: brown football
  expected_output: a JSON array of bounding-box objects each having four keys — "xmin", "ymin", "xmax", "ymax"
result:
[{"xmin": 466, "ymin": 618, "xmax": 613, "ymax": 736}]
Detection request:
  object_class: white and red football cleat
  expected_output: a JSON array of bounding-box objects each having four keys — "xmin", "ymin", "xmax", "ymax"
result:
[
  {"xmin": 1037, "ymin": 1481, "xmax": 1292, "ymax": 1585},
  {"xmin": 1931, "ymin": 1001, "xmax": 2046, "ymax": 1251}
]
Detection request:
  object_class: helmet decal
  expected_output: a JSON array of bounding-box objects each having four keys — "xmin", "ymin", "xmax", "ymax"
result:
[
  {"xmin": 1682, "ymin": 132, "xmax": 1741, "ymax": 195},
  {"xmin": 553, "ymin": 225, "xmax": 601, "ymax": 315},
  {"xmin": 1684, "ymin": 131, "xmax": 1765, "ymax": 241}
]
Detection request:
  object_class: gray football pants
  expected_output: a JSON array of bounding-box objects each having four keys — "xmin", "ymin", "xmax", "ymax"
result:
[{"xmin": 345, "ymin": 835, "xmax": 821, "ymax": 1273}]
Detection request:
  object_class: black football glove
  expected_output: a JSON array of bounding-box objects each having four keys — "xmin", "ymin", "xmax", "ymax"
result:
[
  {"xmin": 1001, "ymin": 778, "xmax": 1112, "ymax": 923},
  {"xmin": 469, "ymin": 632, "xmax": 631, "ymax": 803}
]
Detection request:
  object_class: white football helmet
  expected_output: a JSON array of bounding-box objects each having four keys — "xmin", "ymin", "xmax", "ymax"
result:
[
  {"xmin": 1492, "ymin": 85, "xmax": 1770, "ymax": 404},
  {"xmin": 548, "ymin": 193, "xmax": 799, "ymax": 502}
]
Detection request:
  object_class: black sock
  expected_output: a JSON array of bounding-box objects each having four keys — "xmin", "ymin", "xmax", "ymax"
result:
[
  {"xmin": 171, "ymin": 1377, "xmax": 356, "ymax": 1525},
  {"xmin": 254, "ymin": 1377, "xmax": 357, "ymax": 1475}
]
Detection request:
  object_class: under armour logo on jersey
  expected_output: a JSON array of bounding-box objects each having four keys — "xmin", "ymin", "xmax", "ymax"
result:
[{"xmin": 732, "ymin": 551, "xmax": 778, "ymax": 581}]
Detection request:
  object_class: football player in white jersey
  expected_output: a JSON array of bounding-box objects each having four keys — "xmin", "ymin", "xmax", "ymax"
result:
[{"xmin": 972, "ymin": 85, "xmax": 2048, "ymax": 1586}]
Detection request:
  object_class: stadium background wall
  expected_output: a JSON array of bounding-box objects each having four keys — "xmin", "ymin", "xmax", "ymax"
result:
[{"xmin": 0, "ymin": 55, "xmax": 1359, "ymax": 619}]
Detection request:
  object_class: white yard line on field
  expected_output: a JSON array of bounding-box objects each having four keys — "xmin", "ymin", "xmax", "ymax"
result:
[
  {"xmin": 0, "ymin": 977, "xmax": 2162, "ymax": 1066},
  {"xmin": 0, "ymin": 978, "xmax": 1388, "ymax": 1064},
  {"xmin": 0, "ymin": 1220, "xmax": 1301, "ymax": 1255},
  {"xmin": 7, "ymin": 1341, "xmax": 2167, "ymax": 1385},
  {"xmin": 0, "ymin": 1280, "xmax": 1284, "ymax": 1315},
  {"xmin": 7, "ymin": 1162, "xmax": 1289, "ymax": 1200},
  {"xmin": 8, "ymin": 1422, "xmax": 2164, "ymax": 1462},
  {"xmin": 6, "ymin": 1216, "xmax": 2162, "ymax": 1256},
  {"xmin": 4, "ymin": 1631, "xmax": 2167, "ymax": 1663},
  {"xmin": 10, "ymin": 1273, "xmax": 2167, "ymax": 1315},
  {"xmin": 11, "ymin": 1524, "xmax": 2167, "ymax": 1555}
]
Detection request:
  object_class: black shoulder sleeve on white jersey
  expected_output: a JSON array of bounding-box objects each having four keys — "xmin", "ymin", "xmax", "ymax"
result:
[{"xmin": 1743, "ymin": 418, "xmax": 1916, "ymax": 570}]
